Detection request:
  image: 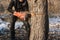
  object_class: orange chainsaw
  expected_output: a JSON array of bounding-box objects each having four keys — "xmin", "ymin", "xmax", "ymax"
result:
[{"xmin": 13, "ymin": 12, "xmax": 35, "ymax": 21}]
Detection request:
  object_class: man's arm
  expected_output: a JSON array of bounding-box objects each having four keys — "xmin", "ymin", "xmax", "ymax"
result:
[
  {"xmin": 7, "ymin": 0, "xmax": 14, "ymax": 13},
  {"xmin": 26, "ymin": 1, "xmax": 29, "ymax": 11},
  {"xmin": 22, "ymin": 0, "xmax": 29, "ymax": 11}
]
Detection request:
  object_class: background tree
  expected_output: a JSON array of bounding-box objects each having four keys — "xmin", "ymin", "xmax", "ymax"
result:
[{"xmin": 28, "ymin": 0, "xmax": 49, "ymax": 40}]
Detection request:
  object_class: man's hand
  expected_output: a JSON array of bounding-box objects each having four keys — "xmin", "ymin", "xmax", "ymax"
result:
[
  {"xmin": 14, "ymin": 11, "xmax": 20, "ymax": 14},
  {"xmin": 13, "ymin": 11, "xmax": 20, "ymax": 17},
  {"xmin": 14, "ymin": 11, "xmax": 16, "ymax": 14}
]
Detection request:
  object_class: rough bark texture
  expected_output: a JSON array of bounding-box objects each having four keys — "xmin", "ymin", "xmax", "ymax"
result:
[{"xmin": 28, "ymin": 0, "xmax": 49, "ymax": 40}]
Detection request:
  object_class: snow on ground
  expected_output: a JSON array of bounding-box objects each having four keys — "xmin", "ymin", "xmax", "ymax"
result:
[
  {"xmin": 0, "ymin": 17, "xmax": 60, "ymax": 34},
  {"xmin": 49, "ymin": 17, "xmax": 60, "ymax": 32},
  {"xmin": 15, "ymin": 21, "xmax": 24, "ymax": 29},
  {"xmin": 0, "ymin": 18, "xmax": 24, "ymax": 30},
  {"xmin": 0, "ymin": 18, "xmax": 24, "ymax": 35},
  {"xmin": 49, "ymin": 17, "xmax": 60, "ymax": 24}
]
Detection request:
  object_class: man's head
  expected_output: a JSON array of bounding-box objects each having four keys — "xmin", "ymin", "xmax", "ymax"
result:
[{"xmin": 19, "ymin": 0, "xmax": 24, "ymax": 2}]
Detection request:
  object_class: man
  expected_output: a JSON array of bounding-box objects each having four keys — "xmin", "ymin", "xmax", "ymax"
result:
[{"xmin": 7, "ymin": 0, "xmax": 30, "ymax": 40}]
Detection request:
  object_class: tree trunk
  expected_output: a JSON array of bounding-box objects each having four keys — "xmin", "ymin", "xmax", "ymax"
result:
[{"xmin": 28, "ymin": 0, "xmax": 49, "ymax": 40}]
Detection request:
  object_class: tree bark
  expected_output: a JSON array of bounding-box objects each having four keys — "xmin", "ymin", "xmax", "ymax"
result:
[{"xmin": 28, "ymin": 0, "xmax": 49, "ymax": 40}]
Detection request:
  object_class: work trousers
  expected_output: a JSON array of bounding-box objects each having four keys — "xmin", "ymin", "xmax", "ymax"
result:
[{"xmin": 10, "ymin": 15, "xmax": 30, "ymax": 40}]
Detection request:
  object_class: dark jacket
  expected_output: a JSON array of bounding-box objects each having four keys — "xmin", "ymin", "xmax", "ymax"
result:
[{"xmin": 7, "ymin": 0, "xmax": 29, "ymax": 13}]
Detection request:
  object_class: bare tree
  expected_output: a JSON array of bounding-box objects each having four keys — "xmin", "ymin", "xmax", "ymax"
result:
[{"xmin": 28, "ymin": 0, "xmax": 49, "ymax": 40}]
